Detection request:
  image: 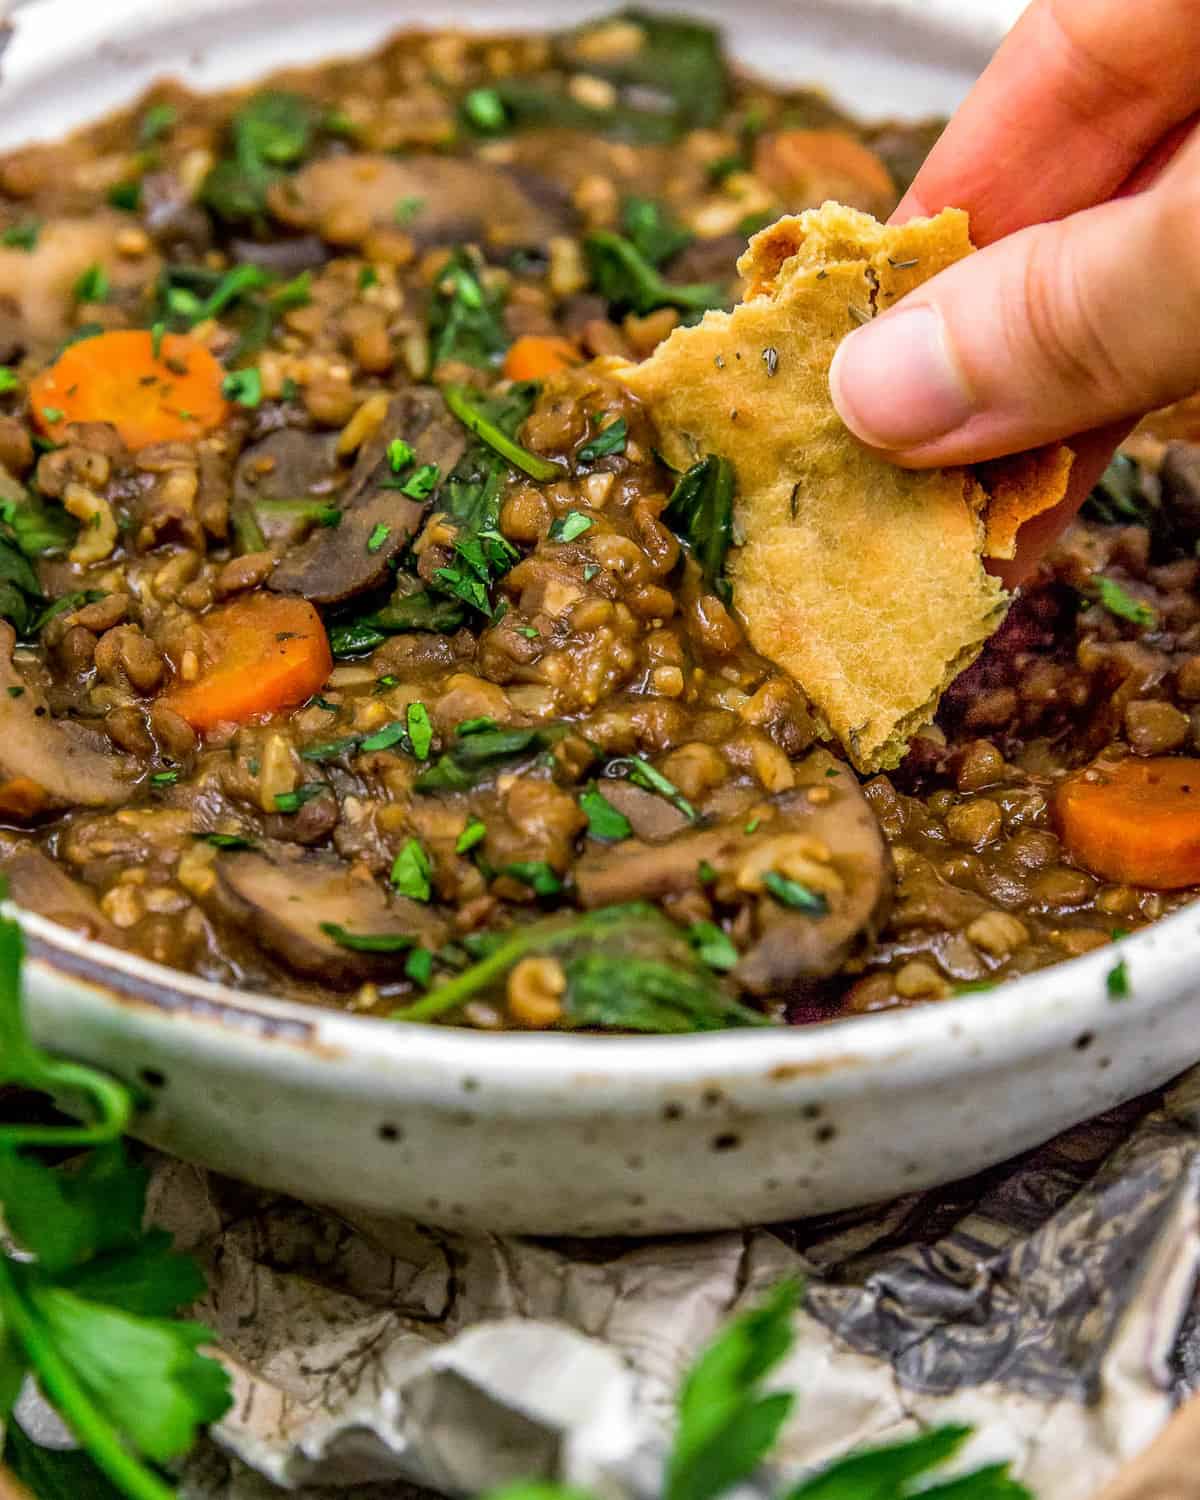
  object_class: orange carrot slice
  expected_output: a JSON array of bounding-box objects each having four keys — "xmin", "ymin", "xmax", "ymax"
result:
[
  {"xmin": 163, "ymin": 595, "xmax": 332, "ymax": 732},
  {"xmin": 30, "ymin": 329, "xmax": 229, "ymax": 451},
  {"xmin": 1055, "ymin": 756, "xmax": 1200, "ymax": 888},
  {"xmin": 0, "ymin": 776, "xmax": 50, "ymax": 822},
  {"xmin": 502, "ymin": 335, "xmax": 581, "ymax": 382}
]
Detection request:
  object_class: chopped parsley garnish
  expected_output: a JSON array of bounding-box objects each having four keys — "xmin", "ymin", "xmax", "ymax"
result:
[
  {"xmin": 405, "ymin": 946, "xmax": 434, "ymax": 987},
  {"xmin": 359, "ymin": 720, "xmax": 406, "ymax": 752},
  {"xmin": 687, "ymin": 920, "xmax": 739, "ymax": 972},
  {"xmin": 273, "ymin": 782, "xmax": 329, "ymax": 813},
  {"xmin": 150, "ymin": 770, "xmax": 179, "ymax": 785},
  {"xmin": 583, "ymin": 562, "xmax": 600, "ymax": 583},
  {"xmin": 406, "ymin": 701, "xmax": 434, "ymax": 759},
  {"xmin": 549, "ymin": 510, "xmax": 594, "ymax": 543},
  {"xmin": 578, "ymin": 416, "xmax": 628, "ymax": 464},
  {"xmin": 1, "ymin": 219, "xmax": 40, "ymax": 250},
  {"xmin": 107, "ymin": 179, "xmax": 142, "ymax": 211},
  {"xmin": 358, "ymin": 264, "xmax": 379, "ymax": 291},
  {"xmin": 663, "ymin": 454, "xmax": 735, "ymax": 602},
  {"xmin": 197, "ymin": 832, "xmax": 257, "ymax": 850},
  {"xmin": 387, "ymin": 437, "xmax": 415, "ymax": 471},
  {"xmin": 427, "ymin": 247, "xmax": 509, "ymax": 369},
  {"xmin": 0, "ymin": 368, "xmax": 19, "ymax": 394},
  {"xmin": 320, "ymin": 922, "xmax": 413, "ymax": 953},
  {"xmin": 72, "ymin": 263, "xmax": 110, "ymax": 304},
  {"xmin": 394, "ymin": 194, "xmax": 425, "ymax": 224},
  {"xmin": 580, "ymin": 784, "xmax": 632, "ymax": 842},
  {"xmin": 1107, "ymin": 956, "xmax": 1131, "ymax": 999},
  {"xmin": 221, "ymin": 367, "xmax": 263, "ymax": 408},
  {"xmin": 605, "ymin": 755, "xmax": 697, "ymax": 822},
  {"xmin": 366, "ymin": 522, "xmax": 390, "ymax": 554},
  {"xmin": 462, "ymin": 87, "xmax": 507, "ymax": 133},
  {"xmin": 516, "ymin": 625, "xmax": 540, "ymax": 640},
  {"xmin": 1092, "ymin": 576, "xmax": 1157, "ymax": 629},
  {"xmin": 501, "ymin": 861, "xmax": 563, "ymax": 897},
  {"xmin": 762, "ymin": 870, "xmax": 829, "ymax": 915},
  {"xmin": 40, "ymin": 407, "xmax": 64, "ymax": 425},
  {"xmin": 456, "ymin": 817, "xmax": 487, "ymax": 854},
  {"xmin": 390, "ymin": 839, "xmax": 432, "ymax": 902},
  {"xmin": 400, "ymin": 462, "xmax": 441, "ymax": 500},
  {"xmin": 138, "ymin": 101, "xmax": 178, "ymax": 145}
]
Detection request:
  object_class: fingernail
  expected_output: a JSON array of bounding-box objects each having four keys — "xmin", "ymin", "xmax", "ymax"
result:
[{"xmin": 828, "ymin": 303, "xmax": 975, "ymax": 451}]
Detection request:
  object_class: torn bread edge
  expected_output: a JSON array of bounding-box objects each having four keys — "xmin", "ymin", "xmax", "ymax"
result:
[{"xmin": 621, "ymin": 203, "xmax": 1072, "ymax": 772}]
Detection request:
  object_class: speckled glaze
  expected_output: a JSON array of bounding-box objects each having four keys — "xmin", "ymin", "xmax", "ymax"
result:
[{"xmin": 8, "ymin": 0, "xmax": 1199, "ymax": 1236}]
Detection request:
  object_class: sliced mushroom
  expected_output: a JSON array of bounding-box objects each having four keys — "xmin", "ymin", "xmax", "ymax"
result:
[
  {"xmin": 270, "ymin": 387, "xmax": 466, "ymax": 605},
  {"xmin": 233, "ymin": 427, "xmax": 342, "ymax": 549},
  {"xmin": 0, "ymin": 623, "xmax": 136, "ymax": 811},
  {"xmin": 0, "ymin": 843, "xmax": 122, "ymax": 945},
  {"xmin": 209, "ymin": 843, "xmax": 446, "ymax": 988},
  {"xmin": 274, "ymin": 154, "xmax": 570, "ymax": 253},
  {"xmin": 575, "ymin": 749, "xmax": 891, "ymax": 994}
]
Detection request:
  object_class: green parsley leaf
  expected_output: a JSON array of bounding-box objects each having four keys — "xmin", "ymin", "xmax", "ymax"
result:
[
  {"xmin": 400, "ymin": 462, "xmax": 441, "ymax": 500},
  {"xmin": 456, "ymin": 817, "xmax": 487, "ymax": 854},
  {"xmin": 273, "ymin": 782, "xmax": 329, "ymax": 813},
  {"xmin": 462, "ymin": 87, "xmax": 507, "ymax": 133},
  {"xmin": 548, "ymin": 510, "xmax": 594, "ymax": 543},
  {"xmin": 406, "ymin": 701, "xmax": 434, "ymax": 759},
  {"xmin": 149, "ymin": 770, "xmax": 178, "ymax": 785},
  {"xmin": 762, "ymin": 870, "xmax": 829, "ymax": 915},
  {"xmin": 687, "ymin": 921, "xmax": 738, "ymax": 971},
  {"xmin": 605, "ymin": 755, "xmax": 697, "ymax": 822},
  {"xmin": 390, "ymin": 839, "xmax": 432, "ymax": 902},
  {"xmin": 1092, "ymin": 576, "xmax": 1157, "ymax": 629},
  {"xmin": 580, "ymin": 784, "xmax": 632, "ymax": 841},
  {"xmin": 107, "ymin": 179, "xmax": 142, "ymax": 212},
  {"xmin": 73, "ymin": 264, "xmax": 110, "ymax": 304},
  {"xmin": 428, "ymin": 247, "xmax": 509, "ymax": 369},
  {"xmin": 366, "ymin": 522, "xmax": 390, "ymax": 554},
  {"xmin": 0, "ymin": 368, "xmax": 19, "ymax": 394},
  {"xmin": 405, "ymin": 946, "xmax": 434, "ymax": 988},
  {"xmin": 415, "ymin": 725, "xmax": 561, "ymax": 793},
  {"xmin": 387, "ymin": 437, "xmax": 415, "ymax": 471},
  {"xmin": 1, "ymin": 219, "xmax": 40, "ymax": 251},
  {"xmin": 502, "ymin": 861, "xmax": 563, "ymax": 897},
  {"xmin": 663, "ymin": 455, "xmax": 735, "ymax": 602},
  {"xmin": 196, "ymin": 832, "xmax": 257, "ymax": 850},
  {"xmin": 319, "ymin": 922, "xmax": 413, "ymax": 953},
  {"xmin": 578, "ymin": 415, "xmax": 628, "ymax": 463},
  {"xmin": 666, "ymin": 1278, "xmax": 801, "ymax": 1500},
  {"xmin": 252, "ymin": 498, "xmax": 340, "ymax": 528},
  {"xmin": 41, "ymin": 406, "xmax": 64, "ymax": 425},
  {"xmin": 1107, "ymin": 957, "xmax": 1131, "ymax": 1000},
  {"xmin": 394, "ymin": 195, "xmax": 425, "ymax": 224},
  {"xmin": 138, "ymin": 103, "xmax": 177, "ymax": 146},
  {"xmin": 359, "ymin": 720, "xmax": 406, "ymax": 752},
  {"xmin": 358, "ymin": 264, "xmax": 379, "ymax": 291},
  {"xmin": 221, "ymin": 367, "xmax": 263, "ymax": 408}
]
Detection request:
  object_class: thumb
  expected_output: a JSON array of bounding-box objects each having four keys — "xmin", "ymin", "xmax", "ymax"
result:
[{"xmin": 829, "ymin": 161, "xmax": 1200, "ymax": 466}]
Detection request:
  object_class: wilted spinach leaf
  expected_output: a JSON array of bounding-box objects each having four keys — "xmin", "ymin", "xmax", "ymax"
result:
[
  {"xmin": 584, "ymin": 231, "xmax": 725, "ymax": 317},
  {"xmin": 662, "ymin": 455, "xmax": 735, "ymax": 601}
]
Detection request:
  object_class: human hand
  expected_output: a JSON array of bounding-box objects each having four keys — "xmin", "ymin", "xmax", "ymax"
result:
[{"xmin": 827, "ymin": 0, "xmax": 1200, "ymax": 579}]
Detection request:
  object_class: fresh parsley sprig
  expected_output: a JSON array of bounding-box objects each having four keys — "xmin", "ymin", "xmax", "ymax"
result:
[{"xmin": 0, "ymin": 902, "xmax": 232, "ymax": 1499}]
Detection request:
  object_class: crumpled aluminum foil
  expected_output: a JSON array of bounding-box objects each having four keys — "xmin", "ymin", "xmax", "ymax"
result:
[{"xmin": 88, "ymin": 1066, "xmax": 1198, "ymax": 1500}]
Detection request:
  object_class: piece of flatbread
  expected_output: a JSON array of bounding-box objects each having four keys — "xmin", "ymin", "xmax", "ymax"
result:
[{"xmin": 621, "ymin": 203, "xmax": 1072, "ymax": 772}]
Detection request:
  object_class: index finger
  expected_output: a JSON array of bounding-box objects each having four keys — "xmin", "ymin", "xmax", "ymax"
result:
[{"xmin": 895, "ymin": 0, "xmax": 1200, "ymax": 243}]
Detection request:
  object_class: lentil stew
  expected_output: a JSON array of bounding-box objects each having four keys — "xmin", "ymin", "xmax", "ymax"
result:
[{"xmin": 1, "ymin": 12, "xmax": 1196, "ymax": 1032}]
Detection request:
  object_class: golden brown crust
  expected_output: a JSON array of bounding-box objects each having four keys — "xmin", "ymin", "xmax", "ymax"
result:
[{"xmin": 622, "ymin": 203, "xmax": 1071, "ymax": 771}]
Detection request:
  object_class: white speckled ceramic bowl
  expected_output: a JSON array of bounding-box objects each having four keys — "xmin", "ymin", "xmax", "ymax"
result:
[{"xmin": 7, "ymin": 0, "xmax": 1197, "ymax": 1236}]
